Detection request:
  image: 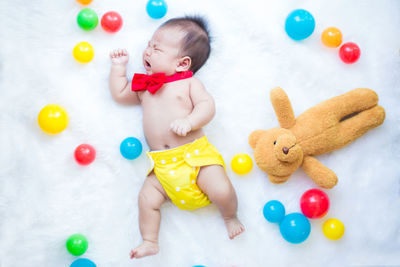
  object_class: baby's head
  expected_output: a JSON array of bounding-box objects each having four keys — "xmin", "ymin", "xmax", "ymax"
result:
[{"xmin": 143, "ymin": 15, "xmax": 211, "ymax": 75}]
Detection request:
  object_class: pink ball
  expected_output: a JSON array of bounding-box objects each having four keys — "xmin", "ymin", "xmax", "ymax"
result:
[
  {"xmin": 339, "ymin": 42, "xmax": 361, "ymax": 64},
  {"xmin": 101, "ymin": 11, "xmax": 123, "ymax": 33},
  {"xmin": 300, "ymin": 189, "xmax": 330, "ymax": 219},
  {"xmin": 74, "ymin": 144, "xmax": 96, "ymax": 165}
]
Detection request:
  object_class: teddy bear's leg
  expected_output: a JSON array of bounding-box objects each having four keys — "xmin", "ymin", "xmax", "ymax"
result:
[
  {"xmin": 336, "ymin": 105, "xmax": 385, "ymax": 147},
  {"xmin": 302, "ymin": 156, "xmax": 338, "ymax": 189},
  {"xmin": 330, "ymin": 88, "xmax": 379, "ymax": 122}
]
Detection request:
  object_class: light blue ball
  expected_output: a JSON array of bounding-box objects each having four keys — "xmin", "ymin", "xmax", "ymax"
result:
[
  {"xmin": 279, "ymin": 213, "xmax": 311, "ymax": 244},
  {"xmin": 263, "ymin": 200, "xmax": 285, "ymax": 223},
  {"xmin": 285, "ymin": 9, "xmax": 315, "ymax": 40},
  {"xmin": 70, "ymin": 258, "xmax": 96, "ymax": 267},
  {"xmin": 120, "ymin": 137, "xmax": 142, "ymax": 160},
  {"xmin": 146, "ymin": 0, "xmax": 168, "ymax": 19}
]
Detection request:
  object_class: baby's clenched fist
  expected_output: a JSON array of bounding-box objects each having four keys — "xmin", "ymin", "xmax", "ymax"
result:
[
  {"xmin": 110, "ymin": 48, "xmax": 129, "ymax": 65},
  {"xmin": 170, "ymin": 118, "xmax": 192, "ymax": 136}
]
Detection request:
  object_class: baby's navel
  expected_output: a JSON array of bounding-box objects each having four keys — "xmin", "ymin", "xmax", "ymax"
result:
[{"xmin": 164, "ymin": 144, "xmax": 170, "ymax": 149}]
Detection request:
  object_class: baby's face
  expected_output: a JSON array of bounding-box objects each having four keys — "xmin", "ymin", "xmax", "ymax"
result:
[{"xmin": 142, "ymin": 26, "xmax": 185, "ymax": 75}]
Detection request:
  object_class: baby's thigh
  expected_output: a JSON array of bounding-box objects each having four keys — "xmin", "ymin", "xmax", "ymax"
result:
[
  {"xmin": 197, "ymin": 165, "xmax": 233, "ymax": 196},
  {"xmin": 139, "ymin": 172, "xmax": 169, "ymax": 208}
]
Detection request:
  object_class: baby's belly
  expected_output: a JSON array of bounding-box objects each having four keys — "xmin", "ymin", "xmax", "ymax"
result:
[{"xmin": 143, "ymin": 115, "xmax": 205, "ymax": 151}]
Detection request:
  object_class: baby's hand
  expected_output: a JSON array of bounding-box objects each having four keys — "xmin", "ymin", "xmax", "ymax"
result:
[
  {"xmin": 110, "ymin": 48, "xmax": 129, "ymax": 65},
  {"xmin": 170, "ymin": 118, "xmax": 192, "ymax": 136}
]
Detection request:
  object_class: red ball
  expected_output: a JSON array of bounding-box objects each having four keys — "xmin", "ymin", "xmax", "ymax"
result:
[
  {"xmin": 101, "ymin": 11, "xmax": 123, "ymax": 33},
  {"xmin": 300, "ymin": 189, "xmax": 329, "ymax": 219},
  {"xmin": 74, "ymin": 144, "xmax": 96, "ymax": 165},
  {"xmin": 339, "ymin": 42, "xmax": 360, "ymax": 64}
]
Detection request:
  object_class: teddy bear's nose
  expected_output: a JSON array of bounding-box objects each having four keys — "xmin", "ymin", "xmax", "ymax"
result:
[{"xmin": 282, "ymin": 147, "xmax": 289, "ymax": 154}]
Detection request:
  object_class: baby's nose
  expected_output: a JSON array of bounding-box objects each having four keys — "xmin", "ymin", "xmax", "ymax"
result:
[{"xmin": 282, "ymin": 147, "xmax": 289, "ymax": 154}]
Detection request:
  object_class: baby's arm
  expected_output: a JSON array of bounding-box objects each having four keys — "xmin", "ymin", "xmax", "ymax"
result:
[
  {"xmin": 170, "ymin": 78, "xmax": 215, "ymax": 136},
  {"xmin": 109, "ymin": 49, "xmax": 140, "ymax": 105}
]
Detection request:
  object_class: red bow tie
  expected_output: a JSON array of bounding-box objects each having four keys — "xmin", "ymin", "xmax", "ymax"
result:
[{"xmin": 131, "ymin": 71, "xmax": 193, "ymax": 94}]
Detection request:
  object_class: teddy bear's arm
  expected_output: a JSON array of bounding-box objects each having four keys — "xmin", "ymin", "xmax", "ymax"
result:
[
  {"xmin": 270, "ymin": 87, "xmax": 296, "ymax": 129},
  {"xmin": 302, "ymin": 156, "xmax": 338, "ymax": 189}
]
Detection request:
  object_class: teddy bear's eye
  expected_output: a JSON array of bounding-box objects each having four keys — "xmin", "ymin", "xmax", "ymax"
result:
[{"xmin": 273, "ymin": 141, "xmax": 277, "ymax": 145}]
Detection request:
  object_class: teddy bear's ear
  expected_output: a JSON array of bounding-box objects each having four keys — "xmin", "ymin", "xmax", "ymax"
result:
[
  {"xmin": 270, "ymin": 87, "xmax": 296, "ymax": 129},
  {"xmin": 249, "ymin": 130, "xmax": 267, "ymax": 149}
]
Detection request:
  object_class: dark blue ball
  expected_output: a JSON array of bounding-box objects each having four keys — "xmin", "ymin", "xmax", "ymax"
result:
[
  {"xmin": 146, "ymin": 0, "xmax": 168, "ymax": 19},
  {"xmin": 279, "ymin": 212, "xmax": 311, "ymax": 244},
  {"xmin": 285, "ymin": 9, "xmax": 315, "ymax": 40},
  {"xmin": 70, "ymin": 258, "xmax": 96, "ymax": 267},
  {"xmin": 120, "ymin": 137, "xmax": 142, "ymax": 160},
  {"xmin": 263, "ymin": 200, "xmax": 285, "ymax": 223}
]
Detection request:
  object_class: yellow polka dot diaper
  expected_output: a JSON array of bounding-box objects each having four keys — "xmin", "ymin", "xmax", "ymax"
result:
[{"xmin": 146, "ymin": 136, "xmax": 225, "ymax": 210}]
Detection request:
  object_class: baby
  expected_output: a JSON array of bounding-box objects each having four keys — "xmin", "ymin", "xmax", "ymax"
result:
[{"xmin": 109, "ymin": 16, "xmax": 244, "ymax": 259}]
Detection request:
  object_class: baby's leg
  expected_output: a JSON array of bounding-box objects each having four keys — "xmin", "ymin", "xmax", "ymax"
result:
[
  {"xmin": 197, "ymin": 165, "xmax": 245, "ymax": 239},
  {"xmin": 130, "ymin": 173, "xmax": 168, "ymax": 259}
]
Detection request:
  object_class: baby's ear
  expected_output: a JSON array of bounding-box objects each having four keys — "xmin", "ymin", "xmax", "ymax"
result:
[
  {"xmin": 249, "ymin": 130, "xmax": 267, "ymax": 149},
  {"xmin": 176, "ymin": 56, "xmax": 192, "ymax": 72}
]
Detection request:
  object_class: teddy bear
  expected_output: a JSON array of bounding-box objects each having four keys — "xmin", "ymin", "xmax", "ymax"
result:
[{"xmin": 249, "ymin": 87, "xmax": 385, "ymax": 189}]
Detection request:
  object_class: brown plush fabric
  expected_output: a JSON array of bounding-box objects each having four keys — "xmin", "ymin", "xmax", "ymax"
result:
[{"xmin": 249, "ymin": 87, "xmax": 385, "ymax": 189}]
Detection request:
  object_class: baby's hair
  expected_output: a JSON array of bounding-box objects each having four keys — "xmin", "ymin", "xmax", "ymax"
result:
[{"xmin": 161, "ymin": 15, "xmax": 211, "ymax": 74}]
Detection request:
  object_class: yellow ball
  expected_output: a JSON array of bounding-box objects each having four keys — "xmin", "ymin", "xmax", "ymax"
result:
[
  {"xmin": 321, "ymin": 27, "xmax": 343, "ymax": 48},
  {"xmin": 73, "ymin": 42, "xmax": 94, "ymax": 63},
  {"xmin": 231, "ymin": 153, "xmax": 253, "ymax": 175},
  {"xmin": 323, "ymin": 218, "xmax": 345, "ymax": 240},
  {"xmin": 38, "ymin": 104, "xmax": 69, "ymax": 134}
]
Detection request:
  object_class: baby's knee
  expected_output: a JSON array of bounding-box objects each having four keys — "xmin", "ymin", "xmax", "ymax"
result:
[{"xmin": 211, "ymin": 183, "xmax": 235, "ymax": 203}]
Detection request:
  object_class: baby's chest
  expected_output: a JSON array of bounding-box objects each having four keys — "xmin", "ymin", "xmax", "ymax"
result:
[{"xmin": 141, "ymin": 85, "xmax": 192, "ymax": 108}]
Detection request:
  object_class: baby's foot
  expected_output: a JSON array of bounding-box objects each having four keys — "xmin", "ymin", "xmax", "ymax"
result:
[
  {"xmin": 224, "ymin": 217, "xmax": 245, "ymax": 239},
  {"xmin": 129, "ymin": 240, "xmax": 159, "ymax": 259}
]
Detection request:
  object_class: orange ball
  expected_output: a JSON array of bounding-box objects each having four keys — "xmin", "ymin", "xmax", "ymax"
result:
[
  {"xmin": 76, "ymin": 0, "xmax": 93, "ymax": 5},
  {"xmin": 321, "ymin": 27, "xmax": 342, "ymax": 48}
]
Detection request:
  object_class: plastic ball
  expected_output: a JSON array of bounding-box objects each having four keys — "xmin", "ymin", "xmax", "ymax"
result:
[
  {"xmin": 146, "ymin": 0, "xmax": 168, "ymax": 19},
  {"xmin": 279, "ymin": 212, "xmax": 311, "ymax": 244},
  {"xmin": 321, "ymin": 27, "xmax": 342, "ymax": 48},
  {"xmin": 285, "ymin": 9, "xmax": 315, "ymax": 40},
  {"xmin": 101, "ymin": 11, "xmax": 123, "ymax": 33},
  {"xmin": 74, "ymin": 144, "xmax": 96, "ymax": 165},
  {"xmin": 339, "ymin": 42, "xmax": 361, "ymax": 64},
  {"xmin": 323, "ymin": 218, "xmax": 345, "ymax": 240},
  {"xmin": 73, "ymin": 42, "xmax": 94, "ymax": 63},
  {"xmin": 263, "ymin": 200, "xmax": 285, "ymax": 223},
  {"xmin": 120, "ymin": 137, "xmax": 142, "ymax": 160},
  {"xmin": 77, "ymin": 8, "xmax": 98, "ymax": 31},
  {"xmin": 66, "ymin": 234, "xmax": 88, "ymax": 256},
  {"xmin": 38, "ymin": 104, "xmax": 68, "ymax": 134},
  {"xmin": 300, "ymin": 189, "xmax": 330, "ymax": 219},
  {"xmin": 70, "ymin": 258, "xmax": 96, "ymax": 267},
  {"xmin": 231, "ymin": 153, "xmax": 253, "ymax": 175},
  {"xmin": 76, "ymin": 0, "xmax": 93, "ymax": 5}
]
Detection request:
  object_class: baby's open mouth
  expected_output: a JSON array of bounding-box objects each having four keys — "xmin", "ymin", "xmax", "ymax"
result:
[{"xmin": 145, "ymin": 60, "xmax": 151, "ymax": 68}]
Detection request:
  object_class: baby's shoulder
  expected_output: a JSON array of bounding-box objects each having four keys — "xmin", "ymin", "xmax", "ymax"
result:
[{"xmin": 188, "ymin": 77, "xmax": 205, "ymax": 90}]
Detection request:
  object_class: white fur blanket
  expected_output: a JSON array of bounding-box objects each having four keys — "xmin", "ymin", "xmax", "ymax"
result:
[{"xmin": 1, "ymin": 0, "xmax": 399, "ymax": 266}]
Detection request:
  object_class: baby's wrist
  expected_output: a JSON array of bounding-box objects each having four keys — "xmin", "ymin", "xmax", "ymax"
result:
[{"xmin": 111, "ymin": 62, "xmax": 128, "ymax": 67}]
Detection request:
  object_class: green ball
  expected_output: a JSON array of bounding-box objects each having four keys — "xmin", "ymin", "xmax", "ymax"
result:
[
  {"xmin": 77, "ymin": 8, "xmax": 98, "ymax": 31},
  {"xmin": 66, "ymin": 233, "xmax": 88, "ymax": 256}
]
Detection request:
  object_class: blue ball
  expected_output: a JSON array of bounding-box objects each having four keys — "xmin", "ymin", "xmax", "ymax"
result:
[
  {"xmin": 120, "ymin": 137, "xmax": 142, "ymax": 160},
  {"xmin": 285, "ymin": 9, "xmax": 315, "ymax": 40},
  {"xmin": 263, "ymin": 200, "xmax": 285, "ymax": 223},
  {"xmin": 279, "ymin": 213, "xmax": 311, "ymax": 244},
  {"xmin": 146, "ymin": 0, "xmax": 168, "ymax": 19},
  {"xmin": 70, "ymin": 258, "xmax": 96, "ymax": 267}
]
